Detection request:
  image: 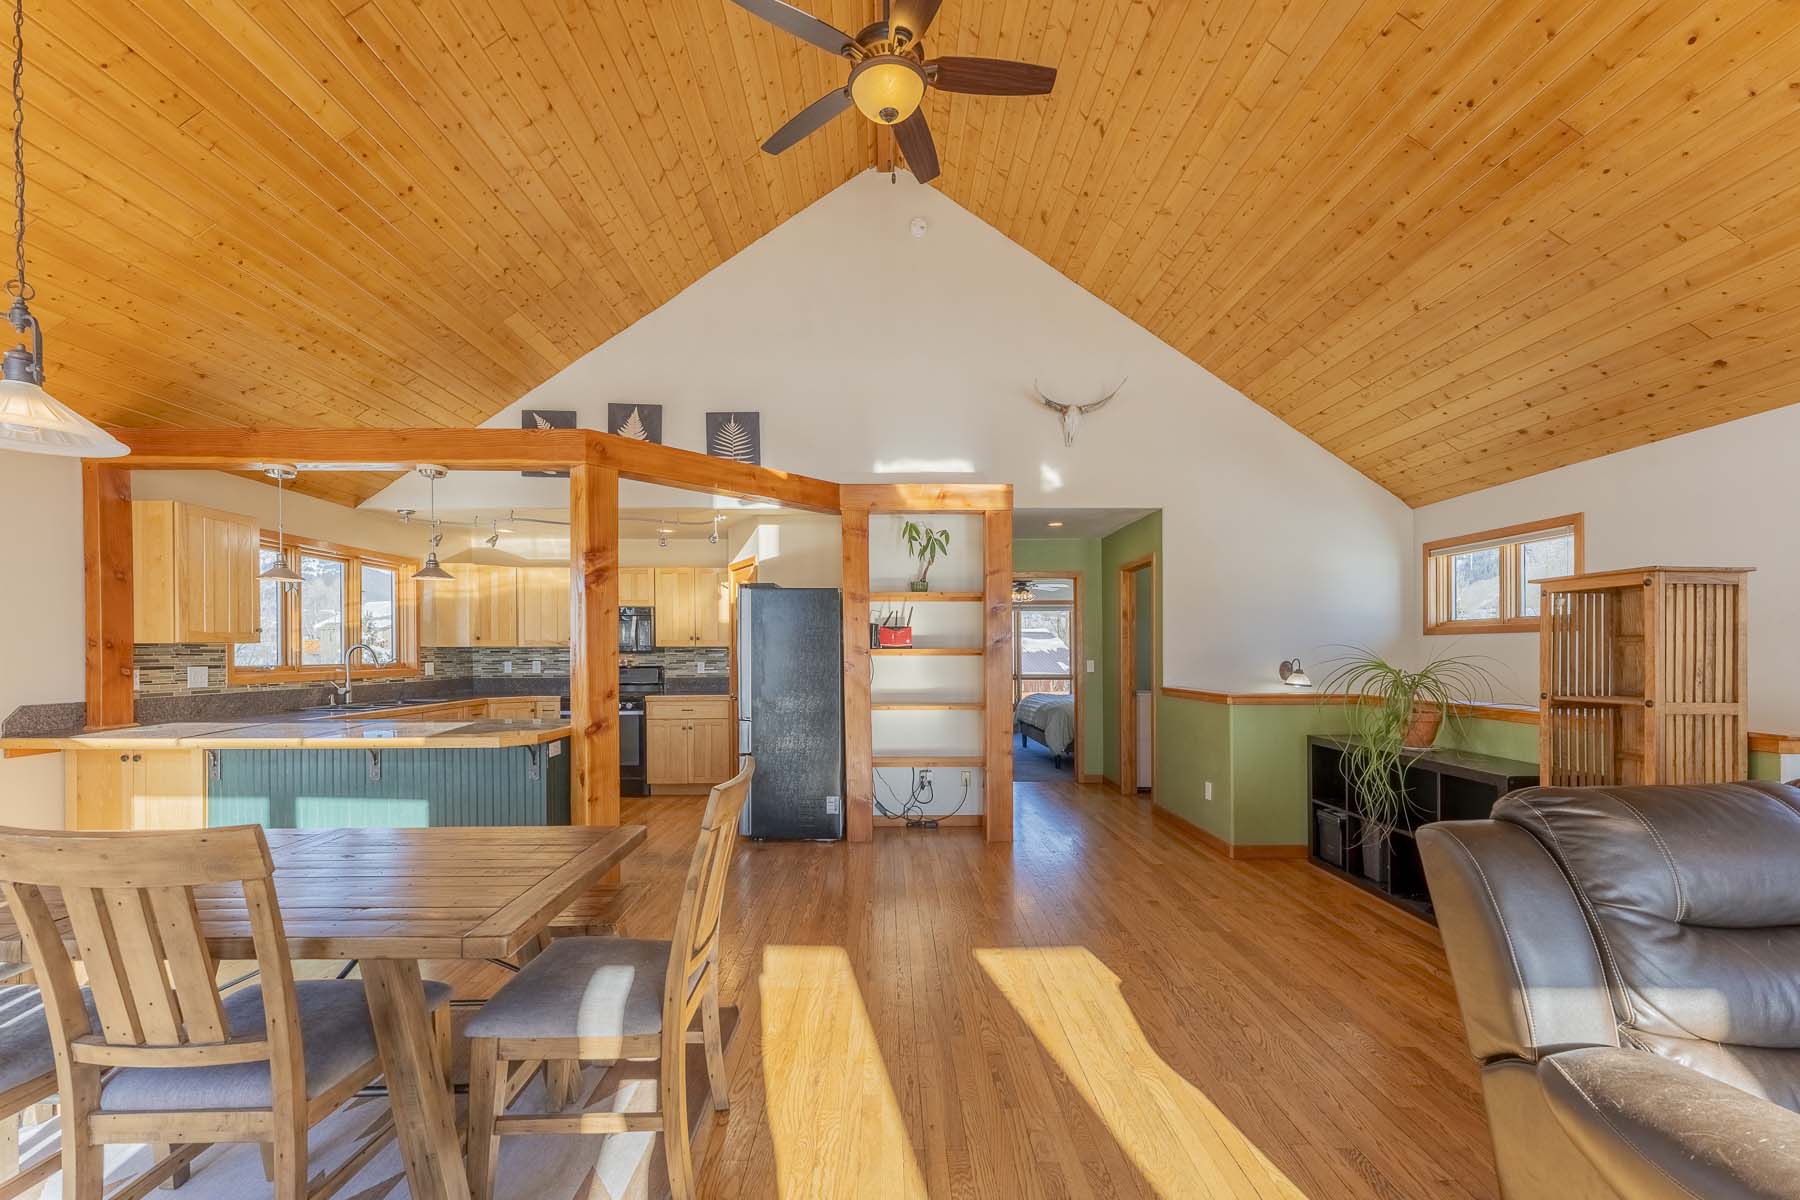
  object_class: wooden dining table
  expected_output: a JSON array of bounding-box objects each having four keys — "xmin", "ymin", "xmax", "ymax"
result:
[{"xmin": 0, "ymin": 823, "xmax": 647, "ymax": 1200}]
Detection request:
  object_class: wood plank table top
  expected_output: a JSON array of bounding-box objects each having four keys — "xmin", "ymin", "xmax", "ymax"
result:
[{"xmin": 0, "ymin": 824, "xmax": 646, "ymax": 962}]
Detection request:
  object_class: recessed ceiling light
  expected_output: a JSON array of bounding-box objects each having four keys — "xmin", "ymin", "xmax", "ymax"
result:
[{"xmin": 1047, "ymin": 521, "xmax": 1064, "ymax": 528}]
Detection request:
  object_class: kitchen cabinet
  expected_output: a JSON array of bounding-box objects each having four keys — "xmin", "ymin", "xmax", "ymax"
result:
[
  {"xmin": 517, "ymin": 566, "xmax": 571, "ymax": 647},
  {"xmin": 645, "ymin": 696, "xmax": 735, "ymax": 788},
  {"xmin": 619, "ymin": 567, "xmax": 656, "ymax": 607},
  {"xmin": 132, "ymin": 501, "xmax": 261, "ymax": 643},
  {"xmin": 651, "ymin": 567, "xmax": 730, "ymax": 647},
  {"xmin": 68, "ymin": 749, "xmax": 207, "ymax": 830},
  {"xmin": 421, "ymin": 564, "xmax": 520, "ymax": 647}
]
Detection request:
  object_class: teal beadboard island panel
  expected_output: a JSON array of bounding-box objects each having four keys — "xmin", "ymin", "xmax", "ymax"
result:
[{"xmin": 207, "ymin": 739, "xmax": 571, "ymax": 829}]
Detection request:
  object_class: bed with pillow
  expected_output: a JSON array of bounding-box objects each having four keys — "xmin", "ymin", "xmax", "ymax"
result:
[{"xmin": 1014, "ymin": 694, "xmax": 1075, "ymax": 769}]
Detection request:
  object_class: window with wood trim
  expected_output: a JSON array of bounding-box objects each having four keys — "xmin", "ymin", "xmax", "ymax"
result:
[
  {"xmin": 1423, "ymin": 514, "xmax": 1583, "ymax": 634},
  {"xmin": 230, "ymin": 534, "xmax": 420, "ymax": 683}
]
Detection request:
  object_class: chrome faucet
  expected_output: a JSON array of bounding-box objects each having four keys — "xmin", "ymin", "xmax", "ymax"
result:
[{"xmin": 332, "ymin": 642, "xmax": 384, "ymax": 706}]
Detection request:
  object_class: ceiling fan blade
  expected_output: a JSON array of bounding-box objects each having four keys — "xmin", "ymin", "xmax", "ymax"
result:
[
  {"xmin": 890, "ymin": 0, "xmax": 943, "ymax": 42},
  {"xmin": 929, "ymin": 57, "xmax": 1057, "ymax": 96},
  {"xmin": 892, "ymin": 109, "xmax": 940, "ymax": 185},
  {"xmin": 761, "ymin": 88, "xmax": 854, "ymax": 154},
  {"xmin": 728, "ymin": 0, "xmax": 857, "ymax": 57}
]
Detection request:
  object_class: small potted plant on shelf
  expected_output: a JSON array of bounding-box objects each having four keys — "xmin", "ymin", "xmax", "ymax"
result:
[
  {"xmin": 1317, "ymin": 648, "xmax": 1500, "ymax": 846},
  {"xmin": 901, "ymin": 521, "xmax": 951, "ymax": 593}
]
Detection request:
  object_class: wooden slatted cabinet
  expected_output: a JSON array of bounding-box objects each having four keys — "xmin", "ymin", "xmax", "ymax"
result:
[{"xmin": 1538, "ymin": 567, "xmax": 1751, "ymax": 786}]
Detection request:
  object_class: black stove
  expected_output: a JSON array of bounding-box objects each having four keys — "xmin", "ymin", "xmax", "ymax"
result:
[{"xmin": 619, "ymin": 665, "xmax": 663, "ymax": 796}]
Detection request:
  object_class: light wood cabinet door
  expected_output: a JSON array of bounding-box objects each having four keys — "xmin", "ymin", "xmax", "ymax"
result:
[
  {"xmin": 132, "ymin": 501, "xmax": 261, "ymax": 644},
  {"xmin": 654, "ymin": 568, "xmax": 697, "ymax": 647},
  {"xmin": 692, "ymin": 568, "xmax": 728, "ymax": 647},
  {"xmin": 618, "ymin": 567, "xmax": 656, "ymax": 608},
  {"xmin": 420, "ymin": 565, "xmax": 475, "ymax": 647},
  {"xmin": 646, "ymin": 718, "xmax": 692, "ymax": 785},
  {"xmin": 68, "ymin": 750, "xmax": 206, "ymax": 830},
  {"xmin": 692, "ymin": 718, "xmax": 736, "ymax": 785},
  {"xmin": 470, "ymin": 565, "xmax": 520, "ymax": 645},
  {"xmin": 517, "ymin": 566, "xmax": 571, "ymax": 647}
]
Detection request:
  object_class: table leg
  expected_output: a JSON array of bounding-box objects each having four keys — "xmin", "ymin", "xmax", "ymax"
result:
[{"xmin": 362, "ymin": 959, "xmax": 472, "ymax": 1200}]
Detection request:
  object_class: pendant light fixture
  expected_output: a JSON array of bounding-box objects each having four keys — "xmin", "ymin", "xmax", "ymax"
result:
[
  {"xmin": 258, "ymin": 466, "xmax": 302, "ymax": 585},
  {"xmin": 0, "ymin": 0, "xmax": 125, "ymax": 459},
  {"xmin": 411, "ymin": 466, "xmax": 453, "ymax": 581}
]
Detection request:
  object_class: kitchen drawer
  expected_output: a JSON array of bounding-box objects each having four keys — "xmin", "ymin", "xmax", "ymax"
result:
[{"xmin": 647, "ymin": 696, "xmax": 731, "ymax": 720}]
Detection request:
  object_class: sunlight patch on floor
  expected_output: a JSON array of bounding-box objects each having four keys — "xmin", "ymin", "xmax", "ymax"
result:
[
  {"xmin": 977, "ymin": 946, "xmax": 1309, "ymax": 1199},
  {"xmin": 760, "ymin": 945, "xmax": 927, "ymax": 1199}
]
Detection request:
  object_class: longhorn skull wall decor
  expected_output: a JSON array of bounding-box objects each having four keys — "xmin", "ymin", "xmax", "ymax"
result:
[{"xmin": 1033, "ymin": 378, "xmax": 1126, "ymax": 446}]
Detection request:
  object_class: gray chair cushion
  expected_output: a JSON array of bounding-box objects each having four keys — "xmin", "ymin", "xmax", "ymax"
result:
[
  {"xmin": 0, "ymin": 984, "xmax": 100, "ymax": 1094},
  {"xmin": 465, "ymin": 938, "xmax": 670, "ymax": 1041},
  {"xmin": 99, "ymin": 978, "xmax": 450, "ymax": 1113}
]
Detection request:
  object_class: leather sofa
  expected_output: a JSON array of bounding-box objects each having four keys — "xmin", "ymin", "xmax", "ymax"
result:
[{"xmin": 1419, "ymin": 780, "xmax": 1800, "ymax": 1200}]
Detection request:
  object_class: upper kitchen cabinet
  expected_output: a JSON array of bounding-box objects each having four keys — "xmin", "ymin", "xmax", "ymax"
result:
[
  {"xmin": 421, "ymin": 563, "xmax": 521, "ymax": 647},
  {"xmin": 619, "ymin": 566, "xmax": 655, "ymax": 608},
  {"xmin": 518, "ymin": 566, "xmax": 572, "ymax": 647},
  {"xmin": 653, "ymin": 567, "xmax": 729, "ymax": 647},
  {"xmin": 132, "ymin": 501, "xmax": 261, "ymax": 644}
]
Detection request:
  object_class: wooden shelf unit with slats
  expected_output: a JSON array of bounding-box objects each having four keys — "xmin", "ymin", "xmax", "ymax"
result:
[{"xmin": 1538, "ymin": 567, "xmax": 1751, "ymax": 787}]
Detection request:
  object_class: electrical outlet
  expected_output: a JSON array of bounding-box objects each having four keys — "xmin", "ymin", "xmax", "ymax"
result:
[
  {"xmin": 1204, "ymin": 780, "xmax": 1213, "ymax": 801},
  {"xmin": 424, "ymin": 662, "xmax": 436, "ymax": 677},
  {"xmin": 1086, "ymin": 659, "xmax": 1096, "ymax": 673},
  {"xmin": 961, "ymin": 770, "xmax": 972, "ymax": 787},
  {"xmin": 502, "ymin": 660, "xmax": 513, "ymax": 674},
  {"xmin": 132, "ymin": 668, "xmax": 141, "ymax": 691},
  {"xmin": 186, "ymin": 665, "xmax": 210, "ymax": 690},
  {"xmin": 918, "ymin": 768, "xmax": 932, "ymax": 785},
  {"xmin": 531, "ymin": 658, "xmax": 543, "ymax": 674}
]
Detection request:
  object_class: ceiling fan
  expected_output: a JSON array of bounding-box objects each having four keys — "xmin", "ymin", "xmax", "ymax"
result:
[{"xmin": 730, "ymin": 0, "xmax": 1056, "ymax": 184}]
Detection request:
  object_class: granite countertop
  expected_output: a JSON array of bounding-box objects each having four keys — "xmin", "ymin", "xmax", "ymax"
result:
[{"xmin": 3, "ymin": 716, "xmax": 572, "ymax": 752}]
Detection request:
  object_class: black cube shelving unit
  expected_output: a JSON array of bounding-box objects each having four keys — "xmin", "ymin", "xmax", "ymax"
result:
[{"xmin": 1307, "ymin": 735, "xmax": 1537, "ymax": 921}]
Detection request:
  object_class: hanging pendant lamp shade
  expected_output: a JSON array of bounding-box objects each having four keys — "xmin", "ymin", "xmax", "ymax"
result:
[
  {"xmin": 259, "ymin": 465, "xmax": 303, "ymax": 584},
  {"xmin": 411, "ymin": 465, "xmax": 454, "ymax": 582},
  {"xmin": 0, "ymin": 1, "xmax": 125, "ymax": 459}
]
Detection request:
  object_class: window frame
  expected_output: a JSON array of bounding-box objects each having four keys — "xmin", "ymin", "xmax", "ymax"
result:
[
  {"xmin": 229, "ymin": 530, "xmax": 421, "ymax": 684},
  {"xmin": 1012, "ymin": 598, "xmax": 1075, "ymax": 705},
  {"xmin": 1423, "ymin": 513, "xmax": 1583, "ymax": 635}
]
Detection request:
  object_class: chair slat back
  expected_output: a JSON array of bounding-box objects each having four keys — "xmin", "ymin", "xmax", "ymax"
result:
[
  {"xmin": 666, "ymin": 759, "xmax": 754, "ymax": 1021},
  {"xmin": 0, "ymin": 825, "xmax": 299, "ymax": 1087}
]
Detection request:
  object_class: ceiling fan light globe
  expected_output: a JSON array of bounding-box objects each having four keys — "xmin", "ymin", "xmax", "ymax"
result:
[{"xmin": 850, "ymin": 57, "xmax": 925, "ymax": 125}]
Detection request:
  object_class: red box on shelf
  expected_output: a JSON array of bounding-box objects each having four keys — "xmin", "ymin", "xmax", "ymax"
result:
[{"xmin": 876, "ymin": 625, "xmax": 914, "ymax": 648}]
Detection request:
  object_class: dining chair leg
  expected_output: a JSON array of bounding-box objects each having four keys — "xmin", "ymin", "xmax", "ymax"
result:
[
  {"xmin": 432, "ymin": 1004, "xmax": 453, "ymax": 1089},
  {"xmin": 465, "ymin": 1038, "xmax": 504, "ymax": 1200},
  {"xmin": 1, "ymin": 1113, "xmax": 18, "ymax": 1188},
  {"xmin": 270, "ymin": 1110, "xmax": 308, "ymax": 1200},
  {"xmin": 63, "ymin": 1070, "xmax": 104, "ymax": 1200},
  {"xmin": 259, "ymin": 1143, "xmax": 275, "ymax": 1181},
  {"xmin": 659, "ymin": 1053, "xmax": 695, "ymax": 1200},
  {"xmin": 544, "ymin": 1058, "xmax": 579, "ymax": 1111},
  {"xmin": 701, "ymin": 985, "xmax": 729, "ymax": 1113},
  {"xmin": 154, "ymin": 1143, "xmax": 191, "ymax": 1189}
]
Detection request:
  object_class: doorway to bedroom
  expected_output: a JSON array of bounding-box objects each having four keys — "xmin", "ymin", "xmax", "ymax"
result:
[{"xmin": 1011, "ymin": 573, "xmax": 1080, "ymax": 782}]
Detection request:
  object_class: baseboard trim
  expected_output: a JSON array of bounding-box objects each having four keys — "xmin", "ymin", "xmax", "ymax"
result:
[
  {"xmin": 1155, "ymin": 806, "xmax": 1307, "ymax": 860},
  {"xmin": 874, "ymin": 814, "xmax": 983, "ymax": 828}
]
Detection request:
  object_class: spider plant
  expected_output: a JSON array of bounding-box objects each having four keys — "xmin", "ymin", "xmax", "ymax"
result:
[
  {"xmin": 900, "ymin": 521, "xmax": 951, "ymax": 591},
  {"xmin": 1317, "ymin": 648, "xmax": 1500, "ymax": 843}
]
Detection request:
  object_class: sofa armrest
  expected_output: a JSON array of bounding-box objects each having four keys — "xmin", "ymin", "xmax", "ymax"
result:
[{"xmin": 1541, "ymin": 1047, "xmax": 1800, "ymax": 1200}]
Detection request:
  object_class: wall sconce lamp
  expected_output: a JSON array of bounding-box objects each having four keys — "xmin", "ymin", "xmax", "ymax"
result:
[{"xmin": 1278, "ymin": 658, "xmax": 1313, "ymax": 688}]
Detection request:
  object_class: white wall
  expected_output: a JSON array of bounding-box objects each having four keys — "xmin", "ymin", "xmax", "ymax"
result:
[
  {"xmin": 1414, "ymin": 404, "xmax": 1800, "ymax": 730},
  {"xmin": 370, "ymin": 170, "xmax": 1414, "ymax": 690},
  {"xmin": 0, "ymin": 450, "xmax": 85, "ymax": 827},
  {"xmin": 727, "ymin": 516, "xmax": 842, "ymax": 588}
]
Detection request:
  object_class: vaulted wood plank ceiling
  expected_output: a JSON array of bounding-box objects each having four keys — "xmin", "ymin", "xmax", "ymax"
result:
[{"xmin": 27, "ymin": 0, "xmax": 1800, "ymax": 507}]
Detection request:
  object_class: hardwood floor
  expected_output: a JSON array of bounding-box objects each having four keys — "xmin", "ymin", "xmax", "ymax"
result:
[{"xmin": 438, "ymin": 778, "xmax": 1496, "ymax": 1199}]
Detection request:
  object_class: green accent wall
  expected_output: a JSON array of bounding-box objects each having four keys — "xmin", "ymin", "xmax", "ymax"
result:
[
  {"xmin": 1101, "ymin": 513, "xmax": 1163, "ymax": 784},
  {"xmin": 1012, "ymin": 537, "xmax": 1105, "ymax": 772},
  {"xmin": 208, "ymin": 742, "xmax": 571, "ymax": 829}
]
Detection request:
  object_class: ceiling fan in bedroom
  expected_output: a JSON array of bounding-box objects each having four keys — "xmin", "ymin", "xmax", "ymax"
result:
[{"xmin": 729, "ymin": 0, "xmax": 1056, "ymax": 184}]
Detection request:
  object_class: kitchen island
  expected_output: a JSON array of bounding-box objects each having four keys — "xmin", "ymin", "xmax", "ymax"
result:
[{"xmin": 1, "ymin": 697, "xmax": 572, "ymax": 830}]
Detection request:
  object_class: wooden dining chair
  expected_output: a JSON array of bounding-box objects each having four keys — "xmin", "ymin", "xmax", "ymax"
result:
[
  {"xmin": 464, "ymin": 758, "xmax": 754, "ymax": 1200},
  {"xmin": 0, "ymin": 965, "xmax": 61, "ymax": 1200},
  {"xmin": 0, "ymin": 824, "xmax": 451, "ymax": 1200}
]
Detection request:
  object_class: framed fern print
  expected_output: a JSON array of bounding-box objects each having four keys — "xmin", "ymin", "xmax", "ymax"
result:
[
  {"xmin": 607, "ymin": 402, "xmax": 663, "ymax": 444},
  {"xmin": 706, "ymin": 411, "xmax": 761, "ymax": 465},
  {"xmin": 520, "ymin": 408, "xmax": 577, "ymax": 477}
]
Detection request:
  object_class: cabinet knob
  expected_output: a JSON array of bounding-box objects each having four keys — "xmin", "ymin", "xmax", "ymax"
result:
[{"xmin": 119, "ymin": 754, "xmax": 128, "ymax": 762}]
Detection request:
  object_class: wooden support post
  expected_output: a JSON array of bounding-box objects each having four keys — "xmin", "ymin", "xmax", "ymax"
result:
[
  {"xmin": 569, "ymin": 465, "xmax": 620, "ymax": 831},
  {"xmin": 983, "ymin": 508, "xmax": 1014, "ymax": 842},
  {"xmin": 841, "ymin": 508, "xmax": 872, "ymax": 843},
  {"xmin": 82, "ymin": 463, "xmax": 134, "ymax": 730}
]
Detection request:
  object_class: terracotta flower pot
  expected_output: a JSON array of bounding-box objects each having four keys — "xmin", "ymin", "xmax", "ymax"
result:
[{"xmin": 1402, "ymin": 703, "xmax": 1444, "ymax": 750}]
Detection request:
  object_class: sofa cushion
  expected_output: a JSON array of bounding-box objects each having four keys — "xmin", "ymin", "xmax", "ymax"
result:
[
  {"xmin": 465, "ymin": 937, "xmax": 670, "ymax": 1041},
  {"xmin": 99, "ymin": 978, "xmax": 450, "ymax": 1113}
]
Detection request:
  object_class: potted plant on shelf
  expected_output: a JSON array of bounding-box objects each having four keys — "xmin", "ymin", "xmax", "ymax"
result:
[
  {"xmin": 1317, "ymin": 648, "xmax": 1500, "ymax": 845},
  {"xmin": 901, "ymin": 521, "xmax": 951, "ymax": 593}
]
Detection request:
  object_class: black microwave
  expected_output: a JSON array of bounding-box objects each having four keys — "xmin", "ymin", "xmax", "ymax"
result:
[{"xmin": 620, "ymin": 606, "xmax": 654, "ymax": 652}]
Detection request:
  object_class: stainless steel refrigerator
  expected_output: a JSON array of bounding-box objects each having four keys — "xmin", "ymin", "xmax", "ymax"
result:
[{"xmin": 737, "ymin": 584, "xmax": 844, "ymax": 840}]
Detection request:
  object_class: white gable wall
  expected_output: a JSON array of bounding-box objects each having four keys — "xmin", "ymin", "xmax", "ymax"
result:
[{"xmin": 372, "ymin": 171, "xmax": 1414, "ymax": 690}]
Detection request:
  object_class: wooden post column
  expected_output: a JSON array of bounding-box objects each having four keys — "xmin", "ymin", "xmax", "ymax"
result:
[
  {"xmin": 569, "ymin": 464, "xmax": 620, "ymax": 830},
  {"xmin": 840, "ymin": 507, "xmax": 872, "ymax": 843},
  {"xmin": 82, "ymin": 463, "xmax": 134, "ymax": 729},
  {"xmin": 982, "ymin": 508, "xmax": 1014, "ymax": 842}
]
